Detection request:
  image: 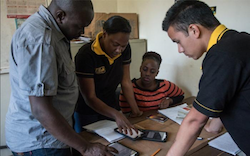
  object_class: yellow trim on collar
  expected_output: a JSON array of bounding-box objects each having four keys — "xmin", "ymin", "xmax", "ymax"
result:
[
  {"xmin": 91, "ymin": 32, "xmax": 121, "ymax": 65},
  {"xmin": 206, "ymin": 24, "xmax": 228, "ymax": 52}
]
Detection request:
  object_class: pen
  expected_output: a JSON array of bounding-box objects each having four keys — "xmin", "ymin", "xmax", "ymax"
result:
[
  {"xmin": 197, "ymin": 137, "xmax": 203, "ymax": 140},
  {"xmin": 150, "ymin": 148, "xmax": 161, "ymax": 156}
]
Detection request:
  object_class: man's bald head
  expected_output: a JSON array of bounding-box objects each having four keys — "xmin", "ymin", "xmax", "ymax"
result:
[
  {"xmin": 48, "ymin": 0, "xmax": 94, "ymax": 40},
  {"xmin": 51, "ymin": 0, "xmax": 93, "ymax": 14}
]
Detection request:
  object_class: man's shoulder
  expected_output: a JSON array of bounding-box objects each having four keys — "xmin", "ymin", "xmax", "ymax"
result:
[
  {"xmin": 14, "ymin": 15, "xmax": 47, "ymax": 44},
  {"xmin": 209, "ymin": 30, "xmax": 250, "ymax": 61},
  {"xmin": 18, "ymin": 13, "xmax": 47, "ymax": 33},
  {"xmin": 14, "ymin": 13, "xmax": 53, "ymax": 45}
]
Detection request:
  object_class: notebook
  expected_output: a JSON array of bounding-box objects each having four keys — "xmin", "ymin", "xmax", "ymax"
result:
[
  {"xmin": 83, "ymin": 120, "xmax": 125, "ymax": 143},
  {"xmin": 208, "ymin": 132, "xmax": 241, "ymax": 155}
]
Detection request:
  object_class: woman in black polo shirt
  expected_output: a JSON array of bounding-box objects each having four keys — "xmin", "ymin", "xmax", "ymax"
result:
[{"xmin": 74, "ymin": 16, "xmax": 142, "ymax": 133}]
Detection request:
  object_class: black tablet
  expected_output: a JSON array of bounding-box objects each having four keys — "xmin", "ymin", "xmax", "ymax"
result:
[
  {"xmin": 140, "ymin": 129, "xmax": 168, "ymax": 142},
  {"xmin": 114, "ymin": 128, "xmax": 167, "ymax": 142},
  {"xmin": 108, "ymin": 142, "xmax": 139, "ymax": 156}
]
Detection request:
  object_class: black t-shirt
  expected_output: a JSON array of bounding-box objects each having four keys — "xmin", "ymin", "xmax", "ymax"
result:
[
  {"xmin": 193, "ymin": 30, "xmax": 250, "ymax": 155},
  {"xmin": 74, "ymin": 39, "xmax": 131, "ymax": 115}
]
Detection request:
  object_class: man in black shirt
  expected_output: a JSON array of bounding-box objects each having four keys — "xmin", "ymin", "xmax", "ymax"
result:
[{"xmin": 162, "ymin": 1, "xmax": 250, "ymax": 155}]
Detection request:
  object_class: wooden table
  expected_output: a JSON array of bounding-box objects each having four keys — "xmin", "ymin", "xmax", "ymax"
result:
[{"xmin": 80, "ymin": 96, "xmax": 232, "ymax": 156}]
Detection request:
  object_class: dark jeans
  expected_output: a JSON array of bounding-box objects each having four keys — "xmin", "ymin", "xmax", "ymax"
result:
[{"xmin": 12, "ymin": 148, "xmax": 71, "ymax": 156}]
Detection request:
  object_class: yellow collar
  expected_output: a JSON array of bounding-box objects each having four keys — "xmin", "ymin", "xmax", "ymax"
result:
[
  {"xmin": 207, "ymin": 24, "xmax": 229, "ymax": 51},
  {"xmin": 91, "ymin": 32, "xmax": 121, "ymax": 65}
]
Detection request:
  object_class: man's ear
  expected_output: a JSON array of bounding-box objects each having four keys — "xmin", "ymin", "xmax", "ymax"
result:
[
  {"xmin": 188, "ymin": 24, "xmax": 201, "ymax": 39},
  {"xmin": 55, "ymin": 10, "xmax": 66, "ymax": 24}
]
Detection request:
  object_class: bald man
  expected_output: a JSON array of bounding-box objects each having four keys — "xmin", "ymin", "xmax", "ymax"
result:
[{"xmin": 6, "ymin": 0, "xmax": 117, "ymax": 155}]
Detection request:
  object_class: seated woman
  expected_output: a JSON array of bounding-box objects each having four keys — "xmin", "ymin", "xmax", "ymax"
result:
[
  {"xmin": 74, "ymin": 16, "xmax": 142, "ymax": 133},
  {"xmin": 119, "ymin": 51, "xmax": 185, "ymax": 113}
]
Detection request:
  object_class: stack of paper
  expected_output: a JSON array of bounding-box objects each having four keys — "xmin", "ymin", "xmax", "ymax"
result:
[
  {"xmin": 83, "ymin": 120, "xmax": 125, "ymax": 143},
  {"xmin": 158, "ymin": 103, "xmax": 190, "ymax": 125},
  {"xmin": 208, "ymin": 132, "xmax": 241, "ymax": 155}
]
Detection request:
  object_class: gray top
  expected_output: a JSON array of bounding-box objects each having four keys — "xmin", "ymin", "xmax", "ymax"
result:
[{"xmin": 5, "ymin": 5, "xmax": 78, "ymax": 152}]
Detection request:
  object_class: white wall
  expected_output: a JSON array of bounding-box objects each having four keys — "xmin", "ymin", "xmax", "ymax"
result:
[
  {"xmin": 0, "ymin": 0, "xmax": 16, "ymax": 69},
  {"xmin": 1, "ymin": 0, "xmax": 15, "ymax": 155},
  {"xmin": 117, "ymin": 0, "xmax": 250, "ymax": 97},
  {"xmin": 0, "ymin": 73, "xmax": 11, "ymax": 156},
  {"xmin": 92, "ymin": 0, "xmax": 117, "ymax": 13}
]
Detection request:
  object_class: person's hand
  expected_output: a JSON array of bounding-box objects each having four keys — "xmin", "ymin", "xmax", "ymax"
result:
[
  {"xmin": 159, "ymin": 97, "xmax": 173, "ymax": 109},
  {"xmin": 115, "ymin": 111, "xmax": 138, "ymax": 135},
  {"xmin": 82, "ymin": 142, "xmax": 118, "ymax": 156},
  {"xmin": 129, "ymin": 110, "xmax": 143, "ymax": 118},
  {"xmin": 204, "ymin": 118, "xmax": 223, "ymax": 134}
]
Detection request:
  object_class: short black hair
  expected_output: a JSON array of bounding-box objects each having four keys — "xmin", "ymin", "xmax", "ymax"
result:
[
  {"xmin": 142, "ymin": 51, "xmax": 162, "ymax": 67},
  {"xmin": 162, "ymin": 0, "xmax": 220, "ymax": 35},
  {"xmin": 103, "ymin": 16, "xmax": 131, "ymax": 34}
]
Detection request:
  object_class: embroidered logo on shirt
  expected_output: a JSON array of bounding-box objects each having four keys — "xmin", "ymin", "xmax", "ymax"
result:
[{"xmin": 95, "ymin": 66, "xmax": 106, "ymax": 74}]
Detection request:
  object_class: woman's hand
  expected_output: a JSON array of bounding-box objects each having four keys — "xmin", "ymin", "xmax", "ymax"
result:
[
  {"xmin": 129, "ymin": 110, "xmax": 143, "ymax": 118},
  {"xmin": 159, "ymin": 97, "xmax": 173, "ymax": 109},
  {"xmin": 204, "ymin": 118, "xmax": 223, "ymax": 134},
  {"xmin": 114, "ymin": 111, "xmax": 138, "ymax": 135}
]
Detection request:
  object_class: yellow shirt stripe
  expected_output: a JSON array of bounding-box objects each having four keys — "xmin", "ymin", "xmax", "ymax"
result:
[
  {"xmin": 194, "ymin": 99, "xmax": 223, "ymax": 113},
  {"xmin": 75, "ymin": 71, "xmax": 94, "ymax": 76}
]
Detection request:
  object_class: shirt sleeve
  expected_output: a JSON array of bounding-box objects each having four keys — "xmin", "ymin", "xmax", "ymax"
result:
[
  {"xmin": 16, "ymin": 43, "xmax": 57, "ymax": 96},
  {"xmin": 122, "ymin": 43, "xmax": 131, "ymax": 65},
  {"xmin": 75, "ymin": 44, "xmax": 95, "ymax": 78},
  {"xmin": 193, "ymin": 51, "xmax": 243, "ymax": 117}
]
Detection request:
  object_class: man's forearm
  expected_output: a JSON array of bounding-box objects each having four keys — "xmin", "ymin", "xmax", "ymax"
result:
[{"xmin": 29, "ymin": 96, "xmax": 89, "ymax": 154}]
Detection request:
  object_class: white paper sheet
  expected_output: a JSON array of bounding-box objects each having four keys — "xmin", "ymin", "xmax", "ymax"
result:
[{"xmin": 208, "ymin": 132, "xmax": 241, "ymax": 155}]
